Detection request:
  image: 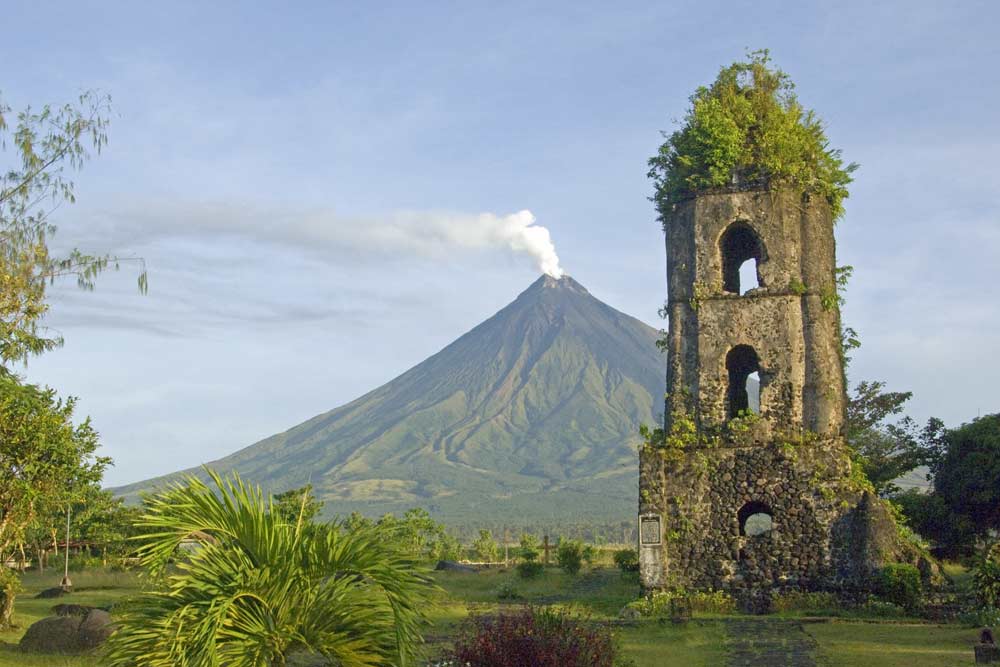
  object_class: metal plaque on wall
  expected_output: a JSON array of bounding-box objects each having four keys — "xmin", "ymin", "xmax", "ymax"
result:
[{"xmin": 639, "ymin": 514, "xmax": 661, "ymax": 546}]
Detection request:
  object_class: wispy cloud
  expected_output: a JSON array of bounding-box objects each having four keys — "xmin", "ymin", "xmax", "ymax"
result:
[{"xmin": 69, "ymin": 199, "xmax": 564, "ymax": 276}]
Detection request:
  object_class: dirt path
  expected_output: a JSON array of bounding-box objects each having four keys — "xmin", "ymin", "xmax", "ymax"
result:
[{"xmin": 724, "ymin": 619, "xmax": 821, "ymax": 666}]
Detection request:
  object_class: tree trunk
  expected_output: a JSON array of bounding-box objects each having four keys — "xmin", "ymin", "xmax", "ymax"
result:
[{"xmin": 0, "ymin": 580, "xmax": 16, "ymax": 630}]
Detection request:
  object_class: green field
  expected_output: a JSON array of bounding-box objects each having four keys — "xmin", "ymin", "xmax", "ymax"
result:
[{"xmin": 0, "ymin": 566, "xmax": 982, "ymax": 666}]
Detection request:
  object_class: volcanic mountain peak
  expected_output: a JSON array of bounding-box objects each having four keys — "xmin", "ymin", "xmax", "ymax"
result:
[{"xmin": 117, "ymin": 276, "xmax": 667, "ymax": 528}]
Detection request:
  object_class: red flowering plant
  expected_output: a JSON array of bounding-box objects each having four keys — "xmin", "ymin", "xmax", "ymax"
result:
[{"xmin": 450, "ymin": 606, "xmax": 618, "ymax": 667}]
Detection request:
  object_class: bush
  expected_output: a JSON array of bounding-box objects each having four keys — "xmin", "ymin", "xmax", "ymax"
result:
[
  {"xmin": 518, "ymin": 534, "xmax": 540, "ymax": 563},
  {"xmin": 974, "ymin": 543, "xmax": 1000, "ymax": 610},
  {"xmin": 451, "ymin": 607, "xmax": 617, "ymax": 667},
  {"xmin": 958, "ymin": 605, "xmax": 1000, "ymax": 628},
  {"xmin": 770, "ymin": 590, "xmax": 839, "ymax": 614},
  {"xmin": 68, "ymin": 554, "xmax": 104, "ymax": 572},
  {"xmin": 876, "ymin": 563, "xmax": 922, "ymax": 611},
  {"xmin": 613, "ymin": 549, "xmax": 639, "ymax": 574},
  {"xmin": 630, "ymin": 589, "xmax": 735, "ymax": 617},
  {"xmin": 495, "ymin": 581, "xmax": 520, "ymax": 601},
  {"xmin": 516, "ymin": 561, "xmax": 544, "ymax": 579},
  {"xmin": 858, "ymin": 599, "xmax": 906, "ymax": 618},
  {"xmin": 557, "ymin": 539, "xmax": 584, "ymax": 575}
]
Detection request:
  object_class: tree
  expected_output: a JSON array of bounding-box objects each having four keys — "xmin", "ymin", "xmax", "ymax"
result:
[
  {"xmin": 0, "ymin": 373, "xmax": 108, "ymax": 628},
  {"xmin": 0, "ymin": 90, "xmax": 145, "ymax": 369},
  {"xmin": 376, "ymin": 508, "xmax": 461, "ymax": 562},
  {"xmin": 23, "ymin": 483, "xmax": 136, "ymax": 573},
  {"xmin": 0, "ymin": 374, "xmax": 108, "ymax": 563},
  {"xmin": 272, "ymin": 484, "xmax": 324, "ymax": 526},
  {"xmin": 844, "ymin": 380, "xmax": 943, "ymax": 495},
  {"xmin": 105, "ymin": 470, "xmax": 436, "ymax": 667},
  {"xmin": 933, "ymin": 414, "xmax": 1000, "ymax": 545},
  {"xmin": 471, "ymin": 529, "xmax": 499, "ymax": 563}
]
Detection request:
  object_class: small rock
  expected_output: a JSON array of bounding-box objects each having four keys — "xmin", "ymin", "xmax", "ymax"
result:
[
  {"xmin": 35, "ymin": 586, "xmax": 71, "ymax": 599},
  {"xmin": 619, "ymin": 606, "xmax": 642, "ymax": 621}
]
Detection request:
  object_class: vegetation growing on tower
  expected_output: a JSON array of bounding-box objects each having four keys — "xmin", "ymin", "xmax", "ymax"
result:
[{"xmin": 648, "ymin": 50, "xmax": 858, "ymax": 224}]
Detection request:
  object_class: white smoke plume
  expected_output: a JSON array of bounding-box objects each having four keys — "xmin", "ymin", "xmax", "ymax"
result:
[
  {"xmin": 436, "ymin": 209, "xmax": 564, "ymax": 279},
  {"xmin": 86, "ymin": 202, "xmax": 565, "ymax": 278}
]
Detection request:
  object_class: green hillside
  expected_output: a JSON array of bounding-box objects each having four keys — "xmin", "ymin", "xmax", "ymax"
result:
[{"xmin": 116, "ymin": 276, "xmax": 668, "ymax": 528}]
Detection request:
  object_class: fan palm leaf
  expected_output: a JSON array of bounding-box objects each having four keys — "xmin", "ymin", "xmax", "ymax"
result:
[{"xmin": 104, "ymin": 470, "xmax": 436, "ymax": 667}]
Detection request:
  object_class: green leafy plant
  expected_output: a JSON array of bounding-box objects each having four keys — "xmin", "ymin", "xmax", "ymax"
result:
[
  {"xmin": 630, "ymin": 589, "xmax": 735, "ymax": 617},
  {"xmin": 974, "ymin": 543, "xmax": 1000, "ymax": 609},
  {"xmin": 858, "ymin": 599, "xmax": 906, "ymax": 618},
  {"xmin": 648, "ymin": 49, "xmax": 857, "ymax": 225},
  {"xmin": 516, "ymin": 534, "xmax": 544, "ymax": 578},
  {"xmin": 557, "ymin": 538, "xmax": 585, "ymax": 575},
  {"xmin": 494, "ymin": 580, "xmax": 521, "ymax": 600},
  {"xmin": 516, "ymin": 560, "xmax": 544, "ymax": 579},
  {"xmin": 876, "ymin": 563, "xmax": 922, "ymax": 611},
  {"xmin": 770, "ymin": 590, "xmax": 839, "ymax": 614},
  {"xmin": 104, "ymin": 470, "xmax": 436, "ymax": 667},
  {"xmin": 613, "ymin": 548, "xmax": 639, "ymax": 574}
]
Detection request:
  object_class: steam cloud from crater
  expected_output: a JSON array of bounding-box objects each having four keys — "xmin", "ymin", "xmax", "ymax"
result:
[{"xmin": 465, "ymin": 209, "xmax": 564, "ymax": 279}]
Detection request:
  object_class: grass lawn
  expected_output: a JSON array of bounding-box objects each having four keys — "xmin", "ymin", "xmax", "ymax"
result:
[
  {"xmin": 0, "ymin": 568, "xmax": 142, "ymax": 667},
  {"xmin": 0, "ymin": 564, "xmax": 984, "ymax": 666},
  {"xmin": 806, "ymin": 621, "xmax": 977, "ymax": 666}
]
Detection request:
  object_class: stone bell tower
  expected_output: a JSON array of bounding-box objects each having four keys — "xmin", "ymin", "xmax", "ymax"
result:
[{"xmin": 638, "ymin": 187, "xmax": 874, "ymax": 603}]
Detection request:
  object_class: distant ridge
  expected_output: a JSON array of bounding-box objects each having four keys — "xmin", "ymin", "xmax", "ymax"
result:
[{"xmin": 116, "ymin": 275, "xmax": 668, "ymax": 528}]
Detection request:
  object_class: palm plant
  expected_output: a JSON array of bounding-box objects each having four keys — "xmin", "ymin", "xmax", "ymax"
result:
[{"xmin": 104, "ymin": 470, "xmax": 436, "ymax": 667}]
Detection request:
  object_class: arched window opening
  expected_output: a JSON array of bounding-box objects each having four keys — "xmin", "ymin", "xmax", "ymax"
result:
[
  {"xmin": 738, "ymin": 258, "xmax": 760, "ymax": 295},
  {"xmin": 720, "ymin": 223, "xmax": 765, "ymax": 294},
  {"xmin": 747, "ymin": 371, "xmax": 761, "ymax": 413},
  {"xmin": 726, "ymin": 345, "xmax": 761, "ymax": 419},
  {"xmin": 738, "ymin": 501, "xmax": 773, "ymax": 537}
]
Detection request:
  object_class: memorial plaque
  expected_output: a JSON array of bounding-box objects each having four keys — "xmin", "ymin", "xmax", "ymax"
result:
[{"xmin": 639, "ymin": 514, "xmax": 661, "ymax": 545}]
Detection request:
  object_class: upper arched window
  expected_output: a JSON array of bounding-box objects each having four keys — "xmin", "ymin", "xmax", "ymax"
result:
[
  {"xmin": 719, "ymin": 223, "xmax": 765, "ymax": 294},
  {"xmin": 726, "ymin": 345, "xmax": 760, "ymax": 419}
]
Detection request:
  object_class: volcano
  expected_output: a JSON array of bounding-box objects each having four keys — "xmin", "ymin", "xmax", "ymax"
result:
[{"xmin": 117, "ymin": 276, "xmax": 667, "ymax": 528}]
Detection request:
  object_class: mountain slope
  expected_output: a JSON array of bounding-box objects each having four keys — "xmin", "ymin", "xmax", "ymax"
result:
[{"xmin": 117, "ymin": 276, "xmax": 667, "ymax": 526}]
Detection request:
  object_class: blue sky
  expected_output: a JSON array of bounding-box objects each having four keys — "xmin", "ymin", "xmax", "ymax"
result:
[{"xmin": 4, "ymin": 1, "xmax": 998, "ymax": 486}]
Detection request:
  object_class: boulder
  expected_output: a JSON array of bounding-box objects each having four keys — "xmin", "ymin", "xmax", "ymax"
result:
[
  {"xmin": 19, "ymin": 608, "xmax": 113, "ymax": 654},
  {"xmin": 78, "ymin": 609, "xmax": 114, "ymax": 648},
  {"xmin": 19, "ymin": 615, "xmax": 83, "ymax": 653},
  {"xmin": 435, "ymin": 560, "xmax": 477, "ymax": 572}
]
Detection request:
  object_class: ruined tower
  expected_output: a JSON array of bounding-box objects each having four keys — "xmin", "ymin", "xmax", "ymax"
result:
[{"xmin": 638, "ymin": 187, "xmax": 873, "ymax": 602}]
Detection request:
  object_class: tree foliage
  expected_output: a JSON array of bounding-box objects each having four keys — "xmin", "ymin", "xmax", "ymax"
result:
[
  {"xmin": 472, "ymin": 529, "xmax": 500, "ymax": 563},
  {"xmin": 104, "ymin": 470, "xmax": 436, "ymax": 667},
  {"xmin": 934, "ymin": 414, "xmax": 1000, "ymax": 541},
  {"xmin": 272, "ymin": 484, "xmax": 324, "ymax": 526},
  {"xmin": 844, "ymin": 380, "xmax": 945, "ymax": 495},
  {"xmin": 0, "ymin": 373, "xmax": 109, "ymax": 560},
  {"xmin": 648, "ymin": 50, "xmax": 857, "ymax": 225},
  {"xmin": 0, "ymin": 90, "xmax": 145, "ymax": 368}
]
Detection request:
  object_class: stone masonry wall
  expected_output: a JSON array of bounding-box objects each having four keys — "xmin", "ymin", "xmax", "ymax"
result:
[{"xmin": 642, "ymin": 187, "xmax": 867, "ymax": 601}]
